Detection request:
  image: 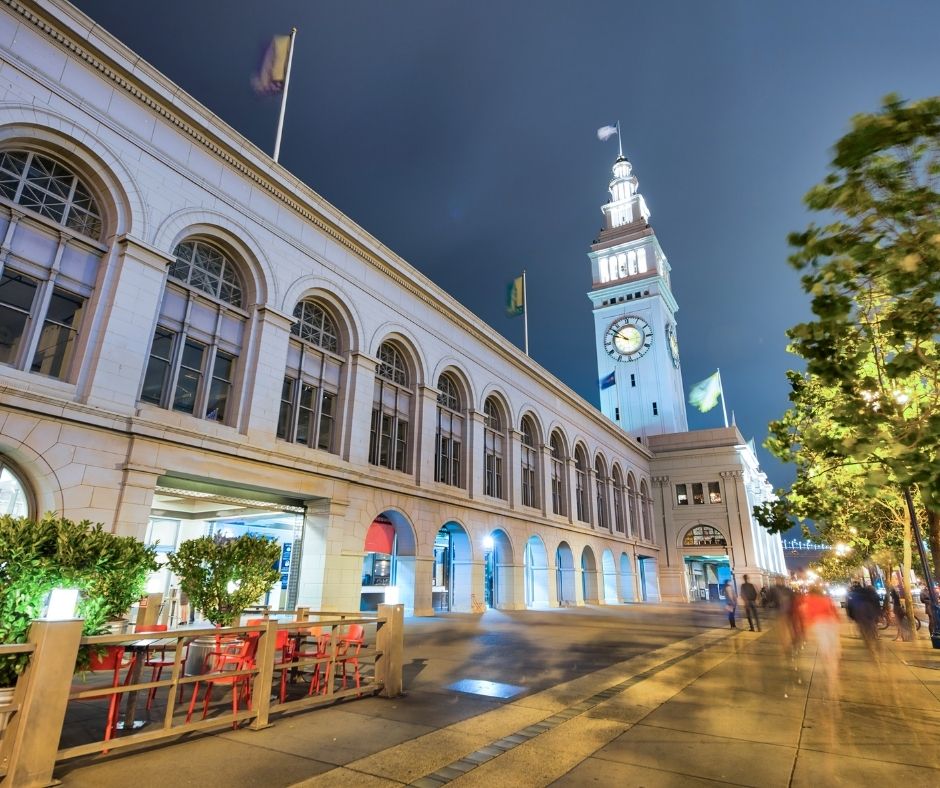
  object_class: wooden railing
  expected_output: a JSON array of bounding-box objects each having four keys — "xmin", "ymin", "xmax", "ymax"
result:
[{"xmin": 0, "ymin": 604, "xmax": 404, "ymax": 787}]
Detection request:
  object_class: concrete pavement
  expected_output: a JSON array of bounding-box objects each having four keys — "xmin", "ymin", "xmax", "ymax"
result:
[{"xmin": 54, "ymin": 605, "xmax": 940, "ymax": 787}]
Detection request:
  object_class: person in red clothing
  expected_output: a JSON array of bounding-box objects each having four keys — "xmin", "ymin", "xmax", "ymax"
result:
[{"xmin": 800, "ymin": 586, "xmax": 842, "ymax": 694}]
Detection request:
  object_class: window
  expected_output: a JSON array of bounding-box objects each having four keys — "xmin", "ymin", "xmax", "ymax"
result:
[
  {"xmin": 483, "ymin": 397, "xmax": 505, "ymax": 499},
  {"xmin": 692, "ymin": 483, "xmax": 705, "ymax": 505},
  {"xmin": 652, "ymin": 401, "xmax": 658, "ymax": 415},
  {"xmin": 0, "ymin": 456, "xmax": 31, "ymax": 517},
  {"xmin": 595, "ymin": 457, "xmax": 609, "ymax": 530},
  {"xmin": 708, "ymin": 481, "xmax": 722, "ymax": 504},
  {"xmin": 0, "ymin": 150, "xmax": 102, "ymax": 238},
  {"xmin": 276, "ymin": 299, "xmax": 343, "ymax": 453},
  {"xmin": 369, "ymin": 342, "xmax": 411, "ymax": 472},
  {"xmin": 683, "ymin": 525, "xmax": 726, "ymax": 547},
  {"xmin": 574, "ymin": 446, "xmax": 590, "ymax": 524},
  {"xmin": 627, "ymin": 474, "xmax": 638, "ymax": 537},
  {"xmin": 141, "ymin": 238, "xmax": 247, "ymax": 424},
  {"xmin": 0, "ymin": 151, "xmax": 103, "ymax": 382},
  {"xmin": 676, "ymin": 484, "xmax": 689, "ymax": 505},
  {"xmin": 519, "ymin": 416, "xmax": 539, "ymax": 509},
  {"xmin": 550, "ymin": 431, "xmax": 567, "ymax": 516},
  {"xmin": 435, "ymin": 373, "xmax": 463, "ymax": 487},
  {"xmin": 612, "ymin": 467, "xmax": 626, "ymax": 533}
]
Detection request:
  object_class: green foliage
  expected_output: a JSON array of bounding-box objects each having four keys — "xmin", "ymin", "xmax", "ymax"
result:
[
  {"xmin": 0, "ymin": 514, "xmax": 158, "ymax": 686},
  {"xmin": 167, "ymin": 534, "xmax": 281, "ymax": 627}
]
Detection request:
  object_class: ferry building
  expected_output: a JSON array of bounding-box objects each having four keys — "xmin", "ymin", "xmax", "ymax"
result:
[{"xmin": 0, "ymin": 0, "xmax": 785, "ymax": 613}]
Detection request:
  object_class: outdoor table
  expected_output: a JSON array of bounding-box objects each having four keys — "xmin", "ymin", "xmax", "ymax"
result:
[{"xmin": 117, "ymin": 636, "xmax": 177, "ymax": 730}]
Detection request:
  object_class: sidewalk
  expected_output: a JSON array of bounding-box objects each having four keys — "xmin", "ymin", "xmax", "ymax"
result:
[{"xmin": 55, "ymin": 617, "xmax": 940, "ymax": 787}]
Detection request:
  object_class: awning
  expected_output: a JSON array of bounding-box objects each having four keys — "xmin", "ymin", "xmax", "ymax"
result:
[{"xmin": 364, "ymin": 519, "xmax": 396, "ymax": 554}]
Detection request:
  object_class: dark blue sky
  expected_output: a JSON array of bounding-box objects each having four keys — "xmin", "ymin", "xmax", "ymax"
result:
[{"xmin": 73, "ymin": 0, "xmax": 940, "ymax": 499}]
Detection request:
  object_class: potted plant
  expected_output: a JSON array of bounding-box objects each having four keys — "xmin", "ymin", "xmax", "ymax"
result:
[
  {"xmin": 166, "ymin": 533, "xmax": 280, "ymax": 674},
  {"xmin": 0, "ymin": 514, "xmax": 157, "ymax": 729}
]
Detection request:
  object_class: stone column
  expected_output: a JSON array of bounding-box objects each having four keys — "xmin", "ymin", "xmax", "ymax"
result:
[
  {"xmin": 241, "ymin": 306, "xmax": 294, "ymax": 439},
  {"xmin": 411, "ymin": 556, "xmax": 436, "ymax": 617},
  {"xmin": 722, "ymin": 469, "xmax": 760, "ymax": 585},
  {"xmin": 415, "ymin": 385, "xmax": 439, "ymax": 486},
  {"xmin": 508, "ymin": 428, "xmax": 521, "ymax": 509},
  {"xmin": 295, "ymin": 498, "xmax": 360, "ymax": 612},
  {"xmin": 540, "ymin": 444, "xmax": 553, "ymax": 517},
  {"xmin": 112, "ymin": 447, "xmax": 163, "ymax": 539},
  {"xmin": 467, "ymin": 409, "xmax": 484, "ymax": 499},
  {"xmin": 344, "ymin": 352, "xmax": 377, "ymax": 465},
  {"xmin": 78, "ymin": 234, "xmax": 173, "ymax": 411},
  {"xmin": 565, "ymin": 458, "xmax": 577, "ymax": 525}
]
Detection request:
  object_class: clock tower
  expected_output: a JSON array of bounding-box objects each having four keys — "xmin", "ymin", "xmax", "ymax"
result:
[{"xmin": 588, "ymin": 155, "xmax": 688, "ymax": 441}]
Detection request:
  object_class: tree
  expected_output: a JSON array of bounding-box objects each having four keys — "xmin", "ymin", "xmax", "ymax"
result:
[{"xmin": 785, "ymin": 94, "xmax": 940, "ymax": 584}]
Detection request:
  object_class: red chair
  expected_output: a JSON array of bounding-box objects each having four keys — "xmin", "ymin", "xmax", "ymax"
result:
[
  {"xmin": 298, "ymin": 626, "xmax": 332, "ymax": 696},
  {"xmin": 185, "ymin": 632, "xmax": 260, "ymax": 726},
  {"xmin": 337, "ymin": 624, "xmax": 365, "ymax": 691},
  {"xmin": 134, "ymin": 623, "xmax": 188, "ymax": 709},
  {"xmin": 245, "ymin": 619, "xmax": 298, "ymax": 703},
  {"xmin": 73, "ymin": 646, "xmax": 137, "ymax": 744}
]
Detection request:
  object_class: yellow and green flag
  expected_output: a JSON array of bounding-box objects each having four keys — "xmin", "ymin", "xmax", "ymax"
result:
[
  {"xmin": 506, "ymin": 275, "xmax": 525, "ymax": 317},
  {"xmin": 689, "ymin": 370, "xmax": 722, "ymax": 413}
]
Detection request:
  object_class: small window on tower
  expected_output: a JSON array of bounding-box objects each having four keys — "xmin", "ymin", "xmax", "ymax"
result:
[
  {"xmin": 615, "ymin": 407, "xmax": 620, "ymax": 420},
  {"xmin": 630, "ymin": 374, "xmax": 636, "ymax": 387},
  {"xmin": 652, "ymin": 401, "xmax": 658, "ymax": 415}
]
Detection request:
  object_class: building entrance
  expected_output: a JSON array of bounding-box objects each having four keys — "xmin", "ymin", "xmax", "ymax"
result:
[{"xmin": 683, "ymin": 555, "xmax": 732, "ymax": 602}]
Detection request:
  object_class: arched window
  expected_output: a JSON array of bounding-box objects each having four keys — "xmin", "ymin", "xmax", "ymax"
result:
[
  {"xmin": 549, "ymin": 431, "xmax": 567, "ymax": 517},
  {"xmin": 369, "ymin": 342, "xmax": 411, "ymax": 472},
  {"xmin": 519, "ymin": 416, "xmax": 539, "ymax": 509},
  {"xmin": 276, "ymin": 298, "xmax": 342, "ymax": 452},
  {"xmin": 435, "ymin": 373, "xmax": 463, "ymax": 487},
  {"xmin": 627, "ymin": 473, "xmax": 638, "ymax": 538},
  {"xmin": 574, "ymin": 445, "xmax": 590, "ymax": 524},
  {"xmin": 612, "ymin": 466, "xmax": 626, "ymax": 534},
  {"xmin": 140, "ymin": 238, "xmax": 248, "ymax": 424},
  {"xmin": 683, "ymin": 525, "xmax": 727, "ymax": 547},
  {"xmin": 640, "ymin": 480, "xmax": 653, "ymax": 542},
  {"xmin": 0, "ymin": 150, "xmax": 105, "ymax": 381},
  {"xmin": 0, "ymin": 456, "xmax": 31, "ymax": 518},
  {"xmin": 595, "ymin": 456, "xmax": 609, "ymax": 530},
  {"xmin": 0, "ymin": 151, "xmax": 102, "ymax": 238},
  {"xmin": 483, "ymin": 397, "xmax": 505, "ymax": 499}
]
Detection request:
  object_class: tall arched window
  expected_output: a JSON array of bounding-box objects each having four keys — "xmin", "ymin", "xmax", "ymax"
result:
[
  {"xmin": 612, "ymin": 465, "xmax": 626, "ymax": 534},
  {"xmin": 574, "ymin": 445, "xmax": 590, "ymax": 524},
  {"xmin": 0, "ymin": 455, "xmax": 32, "ymax": 518},
  {"xmin": 369, "ymin": 342, "xmax": 411, "ymax": 472},
  {"xmin": 519, "ymin": 415, "xmax": 539, "ymax": 509},
  {"xmin": 140, "ymin": 238, "xmax": 248, "ymax": 424},
  {"xmin": 435, "ymin": 373, "xmax": 464, "ymax": 487},
  {"xmin": 277, "ymin": 298, "xmax": 342, "ymax": 452},
  {"xmin": 483, "ymin": 396, "xmax": 505, "ymax": 499},
  {"xmin": 627, "ymin": 473, "xmax": 639, "ymax": 538},
  {"xmin": 549, "ymin": 431, "xmax": 567, "ymax": 517},
  {"xmin": 640, "ymin": 479, "xmax": 653, "ymax": 542},
  {"xmin": 0, "ymin": 150, "xmax": 105, "ymax": 381},
  {"xmin": 594, "ymin": 456, "xmax": 609, "ymax": 530}
]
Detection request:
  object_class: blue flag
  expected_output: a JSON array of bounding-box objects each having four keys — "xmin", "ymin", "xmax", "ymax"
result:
[{"xmin": 600, "ymin": 371, "xmax": 616, "ymax": 390}]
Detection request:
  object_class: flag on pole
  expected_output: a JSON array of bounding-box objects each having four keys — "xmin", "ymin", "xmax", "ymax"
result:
[
  {"xmin": 597, "ymin": 124, "xmax": 619, "ymax": 142},
  {"xmin": 252, "ymin": 35, "xmax": 292, "ymax": 94},
  {"xmin": 506, "ymin": 275, "xmax": 525, "ymax": 317},
  {"xmin": 689, "ymin": 370, "xmax": 722, "ymax": 413},
  {"xmin": 600, "ymin": 371, "xmax": 616, "ymax": 390}
]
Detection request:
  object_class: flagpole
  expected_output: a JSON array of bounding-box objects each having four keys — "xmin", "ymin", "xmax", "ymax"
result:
[
  {"xmin": 522, "ymin": 269, "xmax": 529, "ymax": 356},
  {"xmin": 616, "ymin": 120, "xmax": 623, "ymax": 158},
  {"xmin": 717, "ymin": 367, "xmax": 729, "ymax": 428},
  {"xmin": 273, "ymin": 27, "xmax": 298, "ymax": 163}
]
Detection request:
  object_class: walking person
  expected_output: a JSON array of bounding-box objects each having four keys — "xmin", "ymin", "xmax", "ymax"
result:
[
  {"xmin": 740, "ymin": 574, "xmax": 761, "ymax": 631},
  {"xmin": 723, "ymin": 580, "xmax": 737, "ymax": 629}
]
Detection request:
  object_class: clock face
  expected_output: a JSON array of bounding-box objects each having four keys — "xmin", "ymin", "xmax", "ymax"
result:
[
  {"xmin": 605, "ymin": 316, "xmax": 653, "ymax": 362},
  {"xmin": 667, "ymin": 324, "xmax": 680, "ymax": 368}
]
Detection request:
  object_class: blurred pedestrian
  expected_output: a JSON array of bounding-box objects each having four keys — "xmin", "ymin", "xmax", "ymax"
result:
[
  {"xmin": 800, "ymin": 585, "xmax": 842, "ymax": 695},
  {"xmin": 723, "ymin": 580, "xmax": 737, "ymax": 629},
  {"xmin": 890, "ymin": 586, "xmax": 913, "ymax": 641},
  {"xmin": 740, "ymin": 575, "xmax": 761, "ymax": 631},
  {"xmin": 772, "ymin": 578, "xmax": 797, "ymax": 655},
  {"xmin": 847, "ymin": 582, "xmax": 880, "ymax": 656},
  {"xmin": 759, "ymin": 586, "xmax": 769, "ymax": 608}
]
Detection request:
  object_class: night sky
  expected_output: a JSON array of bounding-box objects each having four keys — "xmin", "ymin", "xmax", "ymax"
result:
[{"xmin": 72, "ymin": 0, "xmax": 940, "ymax": 502}]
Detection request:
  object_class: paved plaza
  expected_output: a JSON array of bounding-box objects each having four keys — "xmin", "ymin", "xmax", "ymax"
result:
[{"xmin": 54, "ymin": 605, "xmax": 940, "ymax": 787}]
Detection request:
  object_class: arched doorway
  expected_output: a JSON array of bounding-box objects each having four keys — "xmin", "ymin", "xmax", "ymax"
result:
[
  {"xmin": 525, "ymin": 535, "xmax": 550, "ymax": 608},
  {"xmin": 620, "ymin": 552, "xmax": 636, "ymax": 602},
  {"xmin": 601, "ymin": 549, "xmax": 618, "ymax": 604},
  {"xmin": 361, "ymin": 509, "xmax": 417, "ymax": 612},
  {"xmin": 484, "ymin": 529, "xmax": 514, "ymax": 609},
  {"xmin": 581, "ymin": 545, "xmax": 599, "ymax": 603},
  {"xmin": 432, "ymin": 521, "xmax": 472, "ymax": 612},
  {"xmin": 556, "ymin": 541, "xmax": 576, "ymax": 606},
  {"xmin": 681, "ymin": 524, "xmax": 730, "ymax": 602}
]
